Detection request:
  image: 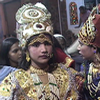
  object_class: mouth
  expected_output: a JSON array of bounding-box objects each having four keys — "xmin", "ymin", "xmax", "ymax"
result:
[
  {"xmin": 18, "ymin": 56, "xmax": 22, "ymax": 59},
  {"xmin": 39, "ymin": 55, "xmax": 49, "ymax": 59}
]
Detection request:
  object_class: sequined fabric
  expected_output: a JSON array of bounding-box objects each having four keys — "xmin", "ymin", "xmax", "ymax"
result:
[{"xmin": 0, "ymin": 64, "xmax": 79, "ymax": 100}]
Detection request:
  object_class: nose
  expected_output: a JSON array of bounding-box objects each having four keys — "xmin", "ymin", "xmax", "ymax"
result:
[
  {"xmin": 77, "ymin": 44, "xmax": 81, "ymax": 51},
  {"xmin": 18, "ymin": 49, "xmax": 22, "ymax": 55},
  {"xmin": 40, "ymin": 44, "xmax": 47, "ymax": 52}
]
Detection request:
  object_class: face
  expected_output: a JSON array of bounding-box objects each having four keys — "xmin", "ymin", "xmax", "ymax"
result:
[
  {"xmin": 8, "ymin": 42, "xmax": 22, "ymax": 67},
  {"xmin": 28, "ymin": 34, "xmax": 53, "ymax": 66},
  {"xmin": 77, "ymin": 40, "xmax": 95, "ymax": 60}
]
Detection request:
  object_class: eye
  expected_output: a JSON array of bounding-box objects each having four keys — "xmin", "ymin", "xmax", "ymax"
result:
[
  {"xmin": 44, "ymin": 41, "xmax": 51, "ymax": 46},
  {"xmin": 31, "ymin": 42, "xmax": 40, "ymax": 47},
  {"xmin": 12, "ymin": 49, "xmax": 19, "ymax": 53},
  {"xmin": 79, "ymin": 41, "xmax": 84, "ymax": 46}
]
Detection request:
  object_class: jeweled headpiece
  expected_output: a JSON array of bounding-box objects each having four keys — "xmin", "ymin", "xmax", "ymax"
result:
[
  {"xmin": 16, "ymin": 2, "xmax": 53, "ymax": 48},
  {"xmin": 78, "ymin": 4, "xmax": 100, "ymax": 47}
]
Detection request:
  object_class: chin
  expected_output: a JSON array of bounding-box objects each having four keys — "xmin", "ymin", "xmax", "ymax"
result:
[{"xmin": 40, "ymin": 59, "xmax": 49, "ymax": 63}]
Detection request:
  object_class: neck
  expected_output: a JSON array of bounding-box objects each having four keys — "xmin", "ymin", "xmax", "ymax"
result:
[
  {"xmin": 10, "ymin": 63, "xmax": 18, "ymax": 68},
  {"xmin": 92, "ymin": 53, "xmax": 100, "ymax": 68},
  {"xmin": 29, "ymin": 65, "xmax": 48, "ymax": 75},
  {"xmin": 31, "ymin": 62, "xmax": 48, "ymax": 70}
]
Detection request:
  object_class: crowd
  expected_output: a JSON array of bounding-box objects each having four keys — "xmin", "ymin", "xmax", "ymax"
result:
[{"xmin": 0, "ymin": 2, "xmax": 100, "ymax": 100}]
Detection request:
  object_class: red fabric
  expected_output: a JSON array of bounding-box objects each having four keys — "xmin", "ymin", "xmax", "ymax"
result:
[
  {"xmin": 92, "ymin": 14, "xmax": 100, "ymax": 47},
  {"xmin": 54, "ymin": 47, "xmax": 75, "ymax": 68},
  {"xmin": 55, "ymin": 48, "xmax": 68, "ymax": 63}
]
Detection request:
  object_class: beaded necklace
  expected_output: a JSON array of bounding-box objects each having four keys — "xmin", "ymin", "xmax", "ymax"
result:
[
  {"xmin": 31, "ymin": 73, "xmax": 60, "ymax": 100},
  {"xmin": 87, "ymin": 63, "xmax": 100, "ymax": 99},
  {"xmin": 29, "ymin": 65, "xmax": 60, "ymax": 100},
  {"xmin": 29, "ymin": 65, "xmax": 47, "ymax": 75}
]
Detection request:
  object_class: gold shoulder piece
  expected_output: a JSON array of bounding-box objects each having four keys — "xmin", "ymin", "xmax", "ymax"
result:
[{"xmin": 64, "ymin": 57, "xmax": 75, "ymax": 68}]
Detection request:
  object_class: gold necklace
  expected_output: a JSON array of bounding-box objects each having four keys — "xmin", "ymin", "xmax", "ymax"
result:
[
  {"xmin": 88, "ymin": 63, "xmax": 100, "ymax": 98},
  {"xmin": 29, "ymin": 65, "xmax": 47, "ymax": 75},
  {"xmin": 92, "ymin": 62, "xmax": 100, "ymax": 69}
]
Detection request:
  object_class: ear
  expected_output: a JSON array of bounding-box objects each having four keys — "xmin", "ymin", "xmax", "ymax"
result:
[
  {"xmin": 93, "ymin": 45, "xmax": 97, "ymax": 50},
  {"xmin": 92, "ymin": 45, "xmax": 97, "ymax": 53}
]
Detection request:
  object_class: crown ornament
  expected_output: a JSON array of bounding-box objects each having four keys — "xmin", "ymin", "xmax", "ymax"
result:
[
  {"xmin": 16, "ymin": 2, "xmax": 53, "ymax": 48},
  {"xmin": 78, "ymin": 4, "xmax": 100, "ymax": 47}
]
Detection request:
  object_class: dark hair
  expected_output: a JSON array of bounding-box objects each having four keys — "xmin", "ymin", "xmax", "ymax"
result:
[
  {"xmin": 79, "ymin": 6, "xmax": 86, "ymax": 10},
  {"xmin": 79, "ymin": 6, "xmax": 87, "ymax": 14},
  {"xmin": 88, "ymin": 45, "xmax": 100, "ymax": 53},
  {"xmin": 0, "ymin": 37, "xmax": 19, "ymax": 66},
  {"xmin": 19, "ymin": 34, "xmax": 58, "ymax": 72},
  {"xmin": 53, "ymin": 36, "xmax": 63, "ymax": 50}
]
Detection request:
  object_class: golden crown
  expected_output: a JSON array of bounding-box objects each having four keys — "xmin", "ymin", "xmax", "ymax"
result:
[
  {"xmin": 78, "ymin": 4, "xmax": 100, "ymax": 47},
  {"xmin": 16, "ymin": 2, "xmax": 53, "ymax": 48}
]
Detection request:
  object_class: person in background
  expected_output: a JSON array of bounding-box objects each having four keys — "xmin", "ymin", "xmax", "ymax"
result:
[
  {"xmin": 75, "ymin": 6, "xmax": 90, "ymax": 28},
  {"xmin": 0, "ymin": 2, "xmax": 83, "ymax": 100},
  {"xmin": 53, "ymin": 34, "xmax": 68, "ymax": 55},
  {"xmin": 65, "ymin": 30, "xmax": 84, "ymax": 72},
  {"xmin": 53, "ymin": 35, "xmax": 75, "ymax": 68},
  {"xmin": 66, "ymin": 39, "xmax": 85, "ymax": 71},
  {"xmin": 0, "ymin": 37, "xmax": 22, "ymax": 83},
  {"xmin": 77, "ymin": 4, "xmax": 100, "ymax": 100}
]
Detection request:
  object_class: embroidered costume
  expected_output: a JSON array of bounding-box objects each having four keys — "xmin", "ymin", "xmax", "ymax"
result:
[
  {"xmin": 0, "ymin": 66, "xmax": 17, "ymax": 83},
  {"xmin": 0, "ymin": 2, "xmax": 79, "ymax": 100},
  {"xmin": 78, "ymin": 4, "xmax": 100, "ymax": 100},
  {"xmin": 0, "ymin": 64, "xmax": 79, "ymax": 100}
]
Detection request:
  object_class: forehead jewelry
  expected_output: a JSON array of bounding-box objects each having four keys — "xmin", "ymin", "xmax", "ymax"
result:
[{"xmin": 28, "ymin": 34, "xmax": 53, "ymax": 46}]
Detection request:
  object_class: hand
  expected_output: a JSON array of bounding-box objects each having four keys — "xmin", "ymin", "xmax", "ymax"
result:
[{"xmin": 75, "ymin": 74, "xmax": 85, "ymax": 92}]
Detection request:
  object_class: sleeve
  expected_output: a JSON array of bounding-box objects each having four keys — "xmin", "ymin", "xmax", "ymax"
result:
[
  {"xmin": 0, "ymin": 72, "xmax": 25, "ymax": 100},
  {"xmin": 0, "ymin": 73, "xmax": 17, "ymax": 99},
  {"xmin": 0, "ymin": 70, "xmax": 34, "ymax": 100},
  {"xmin": 54, "ymin": 47, "xmax": 75, "ymax": 68},
  {"xmin": 0, "ymin": 66, "xmax": 17, "ymax": 83}
]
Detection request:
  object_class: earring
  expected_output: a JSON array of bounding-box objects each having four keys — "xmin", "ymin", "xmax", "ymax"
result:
[
  {"xmin": 26, "ymin": 52, "xmax": 30, "ymax": 62},
  {"xmin": 94, "ymin": 50, "xmax": 96, "ymax": 53},
  {"xmin": 50, "ymin": 53, "xmax": 53, "ymax": 58}
]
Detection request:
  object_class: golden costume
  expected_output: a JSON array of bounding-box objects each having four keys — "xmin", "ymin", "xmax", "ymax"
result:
[
  {"xmin": 0, "ymin": 64, "xmax": 78, "ymax": 100},
  {"xmin": 0, "ymin": 2, "xmax": 79, "ymax": 100},
  {"xmin": 78, "ymin": 4, "xmax": 100, "ymax": 100}
]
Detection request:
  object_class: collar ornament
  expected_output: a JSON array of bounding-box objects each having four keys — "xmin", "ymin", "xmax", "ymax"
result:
[{"xmin": 29, "ymin": 65, "xmax": 47, "ymax": 75}]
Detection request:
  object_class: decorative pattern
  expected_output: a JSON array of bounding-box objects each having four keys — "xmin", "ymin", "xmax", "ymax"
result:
[
  {"xmin": 69, "ymin": 2, "xmax": 78, "ymax": 25},
  {"xmin": 16, "ymin": 3, "xmax": 53, "ymax": 48},
  {"xmin": 87, "ymin": 63, "xmax": 100, "ymax": 99},
  {"xmin": 0, "ymin": 64, "xmax": 79, "ymax": 100},
  {"xmin": 78, "ymin": 5, "xmax": 100, "ymax": 48}
]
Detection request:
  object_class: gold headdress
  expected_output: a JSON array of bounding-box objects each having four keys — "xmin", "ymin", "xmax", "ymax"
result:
[
  {"xmin": 78, "ymin": 4, "xmax": 100, "ymax": 47},
  {"xmin": 16, "ymin": 2, "xmax": 53, "ymax": 48}
]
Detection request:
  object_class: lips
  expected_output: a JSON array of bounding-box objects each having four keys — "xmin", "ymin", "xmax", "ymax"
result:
[{"xmin": 39, "ymin": 55, "xmax": 49, "ymax": 59}]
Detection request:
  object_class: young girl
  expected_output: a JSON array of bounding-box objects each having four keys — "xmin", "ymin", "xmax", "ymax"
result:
[
  {"xmin": 0, "ymin": 2, "xmax": 82, "ymax": 100},
  {"xmin": 0, "ymin": 37, "xmax": 22, "ymax": 83},
  {"xmin": 77, "ymin": 4, "xmax": 100, "ymax": 100}
]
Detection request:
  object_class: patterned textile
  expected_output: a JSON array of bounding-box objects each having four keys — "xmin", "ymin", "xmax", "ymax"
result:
[
  {"xmin": 0, "ymin": 64, "xmax": 79, "ymax": 100},
  {"xmin": 0, "ymin": 66, "xmax": 17, "ymax": 83}
]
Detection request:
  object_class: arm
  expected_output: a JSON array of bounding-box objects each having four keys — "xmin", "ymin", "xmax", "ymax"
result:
[
  {"xmin": 75, "ymin": 18, "xmax": 82, "ymax": 28},
  {"xmin": 66, "ymin": 39, "xmax": 79, "ymax": 55}
]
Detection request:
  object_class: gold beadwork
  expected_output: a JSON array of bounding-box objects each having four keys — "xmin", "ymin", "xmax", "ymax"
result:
[
  {"xmin": 28, "ymin": 34, "xmax": 52, "ymax": 46},
  {"xmin": 29, "ymin": 65, "xmax": 47, "ymax": 75},
  {"xmin": 16, "ymin": 3, "xmax": 53, "ymax": 48},
  {"xmin": 78, "ymin": 5, "xmax": 98, "ymax": 46},
  {"xmin": 78, "ymin": 15, "xmax": 96, "ymax": 45}
]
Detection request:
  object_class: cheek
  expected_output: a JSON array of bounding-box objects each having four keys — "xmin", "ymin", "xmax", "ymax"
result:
[
  {"xmin": 81, "ymin": 48, "xmax": 87, "ymax": 53},
  {"xmin": 8, "ymin": 53, "xmax": 17, "ymax": 60},
  {"xmin": 28, "ymin": 47, "xmax": 37, "ymax": 55},
  {"xmin": 81, "ymin": 47, "xmax": 92, "ymax": 57},
  {"xmin": 47, "ymin": 46, "xmax": 53, "ymax": 53}
]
